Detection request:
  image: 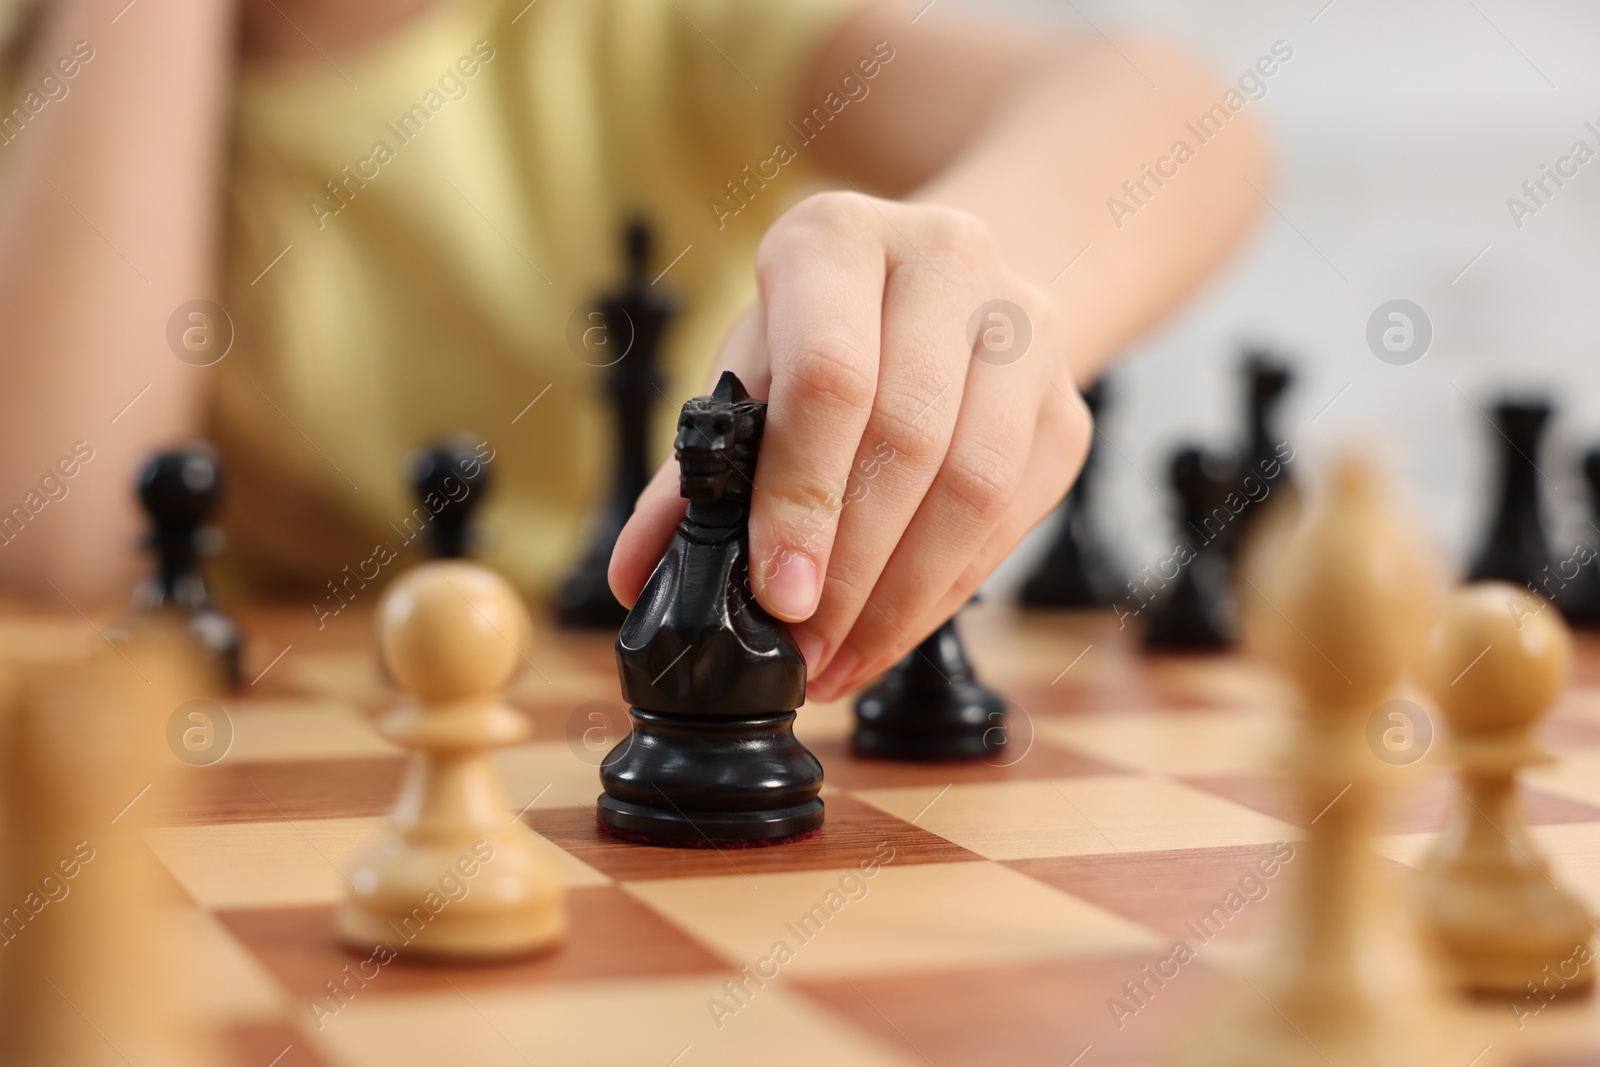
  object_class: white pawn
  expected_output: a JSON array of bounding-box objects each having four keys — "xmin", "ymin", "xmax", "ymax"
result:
[
  {"xmin": 339, "ymin": 562, "xmax": 566, "ymax": 959},
  {"xmin": 1417, "ymin": 582, "xmax": 1593, "ymax": 995}
]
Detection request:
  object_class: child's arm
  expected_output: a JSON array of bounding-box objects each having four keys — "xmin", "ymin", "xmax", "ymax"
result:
[
  {"xmin": 612, "ymin": 4, "xmax": 1270, "ymax": 699},
  {"xmin": 0, "ymin": 0, "xmax": 235, "ymax": 604}
]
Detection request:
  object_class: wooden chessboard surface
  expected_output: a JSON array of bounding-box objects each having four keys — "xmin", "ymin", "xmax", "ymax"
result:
[{"xmin": 28, "ymin": 601, "xmax": 1600, "ymax": 1066}]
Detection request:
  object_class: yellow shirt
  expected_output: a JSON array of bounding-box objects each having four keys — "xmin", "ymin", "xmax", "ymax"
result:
[{"xmin": 210, "ymin": 0, "xmax": 863, "ymax": 600}]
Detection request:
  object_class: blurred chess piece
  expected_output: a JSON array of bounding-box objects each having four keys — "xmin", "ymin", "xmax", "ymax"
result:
[
  {"xmin": 339, "ymin": 561, "xmax": 566, "ymax": 958},
  {"xmin": 408, "ymin": 434, "xmax": 493, "ymax": 559},
  {"xmin": 1019, "ymin": 380, "xmax": 1122, "ymax": 608},
  {"xmin": 1468, "ymin": 399, "xmax": 1555, "ymax": 594},
  {"xmin": 1229, "ymin": 349, "xmax": 1297, "ymax": 551},
  {"xmin": 134, "ymin": 444, "xmax": 242, "ymax": 687},
  {"xmin": 853, "ymin": 609, "xmax": 1006, "ymax": 761},
  {"xmin": 1144, "ymin": 447, "xmax": 1235, "ymax": 650},
  {"xmin": 1169, "ymin": 458, "xmax": 1444, "ymax": 1067},
  {"xmin": 557, "ymin": 219, "xmax": 675, "ymax": 630},
  {"xmin": 1560, "ymin": 448, "xmax": 1600, "ymax": 627},
  {"xmin": 1416, "ymin": 582, "xmax": 1594, "ymax": 995},
  {"xmin": 0, "ymin": 623, "xmax": 218, "ymax": 1065}
]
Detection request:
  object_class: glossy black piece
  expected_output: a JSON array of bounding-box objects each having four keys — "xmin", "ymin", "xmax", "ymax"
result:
[
  {"xmin": 1225, "ymin": 351, "xmax": 1296, "ymax": 558},
  {"xmin": 135, "ymin": 445, "xmax": 241, "ymax": 686},
  {"xmin": 1553, "ymin": 449, "xmax": 1600, "ymax": 626},
  {"xmin": 557, "ymin": 220, "xmax": 676, "ymax": 629},
  {"xmin": 1243, "ymin": 353, "xmax": 1294, "ymax": 481},
  {"xmin": 1468, "ymin": 400, "xmax": 1554, "ymax": 592},
  {"xmin": 1143, "ymin": 447, "xmax": 1235, "ymax": 650},
  {"xmin": 853, "ymin": 613, "xmax": 1006, "ymax": 762},
  {"xmin": 408, "ymin": 435, "xmax": 492, "ymax": 559},
  {"xmin": 1020, "ymin": 381, "xmax": 1122, "ymax": 608},
  {"xmin": 599, "ymin": 372, "xmax": 823, "ymax": 845}
]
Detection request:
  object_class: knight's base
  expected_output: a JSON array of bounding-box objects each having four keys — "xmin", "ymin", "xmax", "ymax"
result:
[
  {"xmin": 852, "ymin": 675, "xmax": 1007, "ymax": 763},
  {"xmin": 597, "ymin": 708, "xmax": 825, "ymax": 846},
  {"xmin": 596, "ymin": 796, "xmax": 824, "ymax": 847}
]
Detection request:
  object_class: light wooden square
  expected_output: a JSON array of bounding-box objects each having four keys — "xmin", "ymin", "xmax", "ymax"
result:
[
  {"xmin": 491, "ymin": 740, "xmax": 619, "ymax": 810},
  {"xmin": 144, "ymin": 817, "xmax": 607, "ymax": 909},
  {"xmin": 624, "ymin": 860, "xmax": 1158, "ymax": 979},
  {"xmin": 1035, "ymin": 708, "xmax": 1288, "ymax": 776},
  {"xmin": 854, "ymin": 776, "xmax": 1297, "ymax": 860},
  {"xmin": 1527, "ymin": 750, "xmax": 1600, "ymax": 807},
  {"xmin": 312, "ymin": 976, "xmax": 923, "ymax": 1067},
  {"xmin": 220, "ymin": 699, "xmax": 397, "ymax": 761}
]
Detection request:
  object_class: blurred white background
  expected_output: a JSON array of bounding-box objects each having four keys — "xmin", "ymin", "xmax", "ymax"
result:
[{"xmin": 979, "ymin": 0, "xmax": 1600, "ymax": 591}]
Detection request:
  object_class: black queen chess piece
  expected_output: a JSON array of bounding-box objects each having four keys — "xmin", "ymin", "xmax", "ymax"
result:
[
  {"xmin": 134, "ymin": 444, "xmax": 242, "ymax": 687},
  {"xmin": 557, "ymin": 220, "xmax": 675, "ymax": 629},
  {"xmin": 597, "ymin": 372, "xmax": 824, "ymax": 845},
  {"xmin": 853, "ymin": 607, "xmax": 1007, "ymax": 762}
]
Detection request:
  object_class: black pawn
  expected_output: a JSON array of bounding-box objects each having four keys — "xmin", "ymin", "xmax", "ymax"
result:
[
  {"xmin": 853, "ymin": 612, "xmax": 1006, "ymax": 762},
  {"xmin": 598, "ymin": 372, "xmax": 823, "ymax": 846},
  {"xmin": 1143, "ymin": 447, "xmax": 1235, "ymax": 650},
  {"xmin": 409, "ymin": 436, "xmax": 492, "ymax": 559},
  {"xmin": 1020, "ymin": 381, "xmax": 1122, "ymax": 608},
  {"xmin": 557, "ymin": 220, "xmax": 675, "ymax": 629},
  {"xmin": 1468, "ymin": 400, "xmax": 1554, "ymax": 590},
  {"xmin": 135, "ymin": 445, "xmax": 241, "ymax": 686},
  {"xmin": 1557, "ymin": 450, "xmax": 1600, "ymax": 626}
]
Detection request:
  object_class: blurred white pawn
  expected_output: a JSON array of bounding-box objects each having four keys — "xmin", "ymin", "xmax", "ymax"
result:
[{"xmin": 1417, "ymin": 582, "xmax": 1594, "ymax": 996}]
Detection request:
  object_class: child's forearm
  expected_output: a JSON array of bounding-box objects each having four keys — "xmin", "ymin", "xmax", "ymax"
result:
[
  {"xmin": 0, "ymin": 0, "xmax": 236, "ymax": 604},
  {"xmin": 910, "ymin": 40, "xmax": 1269, "ymax": 386}
]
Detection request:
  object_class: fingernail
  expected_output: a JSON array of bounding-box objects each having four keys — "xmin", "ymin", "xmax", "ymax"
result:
[
  {"xmin": 793, "ymin": 629, "xmax": 825, "ymax": 671},
  {"xmin": 761, "ymin": 553, "xmax": 819, "ymax": 622}
]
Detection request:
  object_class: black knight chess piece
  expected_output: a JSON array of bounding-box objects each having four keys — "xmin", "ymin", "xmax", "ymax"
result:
[
  {"xmin": 598, "ymin": 372, "xmax": 823, "ymax": 846},
  {"xmin": 409, "ymin": 435, "xmax": 493, "ymax": 559},
  {"xmin": 1143, "ymin": 447, "xmax": 1235, "ymax": 650},
  {"xmin": 853, "ymin": 610, "xmax": 1006, "ymax": 762},
  {"xmin": 557, "ymin": 220, "xmax": 675, "ymax": 629},
  {"xmin": 1468, "ymin": 399, "xmax": 1555, "ymax": 593},
  {"xmin": 1020, "ymin": 381, "xmax": 1122, "ymax": 608},
  {"xmin": 134, "ymin": 444, "xmax": 242, "ymax": 686}
]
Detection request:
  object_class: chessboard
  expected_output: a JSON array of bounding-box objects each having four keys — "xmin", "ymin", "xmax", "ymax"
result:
[{"xmin": 23, "ymin": 600, "xmax": 1600, "ymax": 1067}]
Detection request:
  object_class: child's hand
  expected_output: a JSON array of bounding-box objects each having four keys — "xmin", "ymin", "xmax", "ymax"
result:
[{"xmin": 610, "ymin": 190, "xmax": 1091, "ymax": 701}]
